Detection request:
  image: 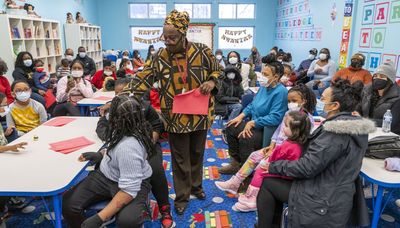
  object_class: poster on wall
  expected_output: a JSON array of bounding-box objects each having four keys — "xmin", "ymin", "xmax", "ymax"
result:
[
  {"xmin": 218, "ymin": 27, "xmax": 254, "ymax": 49},
  {"xmin": 187, "ymin": 24, "xmax": 214, "ymax": 50},
  {"xmin": 131, "ymin": 27, "xmax": 164, "ymax": 50},
  {"xmin": 352, "ymin": 0, "xmax": 400, "ymax": 78}
]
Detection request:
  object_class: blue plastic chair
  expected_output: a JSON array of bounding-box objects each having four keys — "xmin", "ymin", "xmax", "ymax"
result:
[
  {"xmin": 105, "ymin": 54, "xmax": 117, "ymax": 62},
  {"xmin": 262, "ymin": 125, "xmax": 278, "ymax": 147}
]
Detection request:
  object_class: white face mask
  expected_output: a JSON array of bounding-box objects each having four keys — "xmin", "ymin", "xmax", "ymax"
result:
[
  {"xmin": 150, "ymin": 51, "xmax": 156, "ymax": 55},
  {"xmin": 104, "ymin": 70, "xmax": 112, "ymax": 76},
  {"xmin": 71, "ymin": 70, "xmax": 84, "ymax": 78},
  {"xmin": 122, "ymin": 56, "xmax": 129, "ymax": 59},
  {"xmin": 309, "ymin": 54, "xmax": 315, "ymax": 60},
  {"xmin": 16, "ymin": 91, "xmax": 31, "ymax": 102},
  {"xmin": 137, "ymin": 54, "xmax": 141, "ymax": 58},
  {"xmin": 0, "ymin": 106, "xmax": 10, "ymax": 117},
  {"xmin": 259, "ymin": 77, "xmax": 270, "ymax": 87},
  {"xmin": 288, "ymin": 102, "xmax": 301, "ymax": 111},
  {"xmin": 227, "ymin": 72, "xmax": 236, "ymax": 80},
  {"xmin": 281, "ymin": 75, "xmax": 289, "ymax": 82},
  {"xmin": 79, "ymin": 52, "xmax": 86, "ymax": 58},
  {"xmin": 216, "ymin": 55, "xmax": 223, "ymax": 60},
  {"xmin": 229, "ymin": 57, "xmax": 238, "ymax": 65},
  {"xmin": 23, "ymin": 59, "xmax": 32, "ymax": 67},
  {"xmin": 319, "ymin": 53, "xmax": 327, "ymax": 60},
  {"xmin": 66, "ymin": 55, "xmax": 74, "ymax": 61},
  {"xmin": 126, "ymin": 64, "xmax": 133, "ymax": 70}
]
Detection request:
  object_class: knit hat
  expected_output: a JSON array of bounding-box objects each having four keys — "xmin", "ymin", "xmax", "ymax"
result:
[
  {"xmin": 374, "ymin": 61, "xmax": 396, "ymax": 83},
  {"xmin": 309, "ymin": 48, "xmax": 318, "ymax": 55},
  {"xmin": 164, "ymin": 10, "xmax": 190, "ymax": 34}
]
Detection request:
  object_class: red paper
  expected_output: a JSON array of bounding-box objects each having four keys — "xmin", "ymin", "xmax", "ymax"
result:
[
  {"xmin": 172, "ymin": 89, "xmax": 210, "ymax": 115},
  {"xmin": 50, "ymin": 136, "xmax": 94, "ymax": 151},
  {"xmin": 44, "ymin": 89, "xmax": 56, "ymax": 109},
  {"xmin": 92, "ymin": 96, "xmax": 113, "ymax": 101},
  {"xmin": 52, "ymin": 145, "xmax": 88, "ymax": 154},
  {"xmin": 44, "ymin": 117, "xmax": 76, "ymax": 127}
]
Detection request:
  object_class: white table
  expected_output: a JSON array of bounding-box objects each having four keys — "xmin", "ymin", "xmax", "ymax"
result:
[
  {"xmin": 77, "ymin": 91, "xmax": 115, "ymax": 115},
  {"xmin": 0, "ymin": 117, "xmax": 103, "ymax": 228},
  {"xmin": 361, "ymin": 128, "xmax": 400, "ymax": 228}
]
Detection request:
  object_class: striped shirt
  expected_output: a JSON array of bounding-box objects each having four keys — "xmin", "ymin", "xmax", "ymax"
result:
[{"xmin": 100, "ymin": 136, "xmax": 152, "ymax": 197}]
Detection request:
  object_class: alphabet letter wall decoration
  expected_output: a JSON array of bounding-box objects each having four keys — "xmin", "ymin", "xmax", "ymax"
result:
[{"xmin": 375, "ymin": 2, "xmax": 389, "ymax": 24}]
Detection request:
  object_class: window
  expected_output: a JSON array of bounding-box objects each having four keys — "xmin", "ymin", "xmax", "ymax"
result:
[
  {"xmin": 175, "ymin": 4, "xmax": 211, "ymax": 19},
  {"xmin": 129, "ymin": 3, "xmax": 166, "ymax": 19},
  {"xmin": 219, "ymin": 4, "xmax": 255, "ymax": 19}
]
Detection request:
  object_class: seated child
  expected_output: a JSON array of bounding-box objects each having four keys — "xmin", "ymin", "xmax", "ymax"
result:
[
  {"xmin": 32, "ymin": 59, "xmax": 51, "ymax": 92},
  {"xmin": 62, "ymin": 95, "xmax": 153, "ymax": 228},
  {"xmin": 280, "ymin": 63, "xmax": 296, "ymax": 87},
  {"xmin": 57, "ymin": 59, "xmax": 71, "ymax": 79},
  {"xmin": 215, "ymin": 66, "xmax": 244, "ymax": 121},
  {"xmin": 6, "ymin": 81, "xmax": 47, "ymax": 136},
  {"xmin": 215, "ymin": 84, "xmax": 316, "ymax": 212},
  {"xmin": 218, "ymin": 111, "xmax": 312, "ymax": 212},
  {"xmin": 0, "ymin": 93, "xmax": 17, "ymax": 142}
]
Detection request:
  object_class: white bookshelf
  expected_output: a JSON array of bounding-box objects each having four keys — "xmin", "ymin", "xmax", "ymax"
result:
[
  {"xmin": 0, "ymin": 15, "xmax": 63, "ymax": 82},
  {"xmin": 64, "ymin": 24, "xmax": 103, "ymax": 70}
]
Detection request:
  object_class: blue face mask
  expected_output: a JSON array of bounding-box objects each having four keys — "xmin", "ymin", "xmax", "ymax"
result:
[{"xmin": 316, "ymin": 99, "xmax": 326, "ymax": 117}]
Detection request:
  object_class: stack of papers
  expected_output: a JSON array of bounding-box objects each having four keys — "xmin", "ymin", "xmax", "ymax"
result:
[
  {"xmin": 92, "ymin": 96, "xmax": 113, "ymax": 101},
  {"xmin": 43, "ymin": 117, "xmax": 76, "ymax": 127},
  {"xmin": 50, "ymin": 136, "xmax": 94, "ymax": 154}
]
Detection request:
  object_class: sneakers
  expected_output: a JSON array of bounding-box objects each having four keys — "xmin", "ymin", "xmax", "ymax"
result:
[
  {"xmin": 218, "ymin": 159, "xmax": 240, "ymax": 175},
  {"xmin": 7, "ymin": 197, "xmax": 25, "ymax": 210},
  {"xmin": 160, "ymin": 205, "xmax": 175, "ymax": 228},
  {"xmin": 235, "ymin": 185, "xmax": 260, "ymax": 212},
  {"xmin": 215, "ymin": 175, "xmax": 242, "ymax": 195}
]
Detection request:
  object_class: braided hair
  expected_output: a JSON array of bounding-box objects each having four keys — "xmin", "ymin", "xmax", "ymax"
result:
[
  {"xmin": 105, "ymin": 95, "xmax": 154, "ymax": 159},
  {"xmin": 331, "ymin": 79, "xmax": 364, "ymax": 112},
  {"xmin": 289, "ymin": 83, "xmax": 317, "ymax": 114}
]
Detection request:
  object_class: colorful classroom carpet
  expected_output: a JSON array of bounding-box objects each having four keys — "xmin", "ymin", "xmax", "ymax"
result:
[{"xmin": 3, "ymin": 122, "xmax": 400, "ymax": 227}]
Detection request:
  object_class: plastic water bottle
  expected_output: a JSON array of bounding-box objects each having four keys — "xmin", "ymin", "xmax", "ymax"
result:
[{"xmin": 382, "ymin": 110, "xmax": 392, "ymax": 133}]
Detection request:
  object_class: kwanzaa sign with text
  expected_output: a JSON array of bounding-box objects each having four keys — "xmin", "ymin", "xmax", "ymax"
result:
[
  {"xmin": 131, "ymin": 27, "xmax": 164, "ymax": 50},
  {"xmin": 218, "ymin": 27, "xmax": 254, "ymax": 49}
]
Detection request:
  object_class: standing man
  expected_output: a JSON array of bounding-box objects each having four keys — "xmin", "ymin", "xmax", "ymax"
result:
[
  {"xmin": 75, "ymin": 46, "xmax": 96, "ymax": 77},
  {"xmin": 123, "ymin": 10, "xmax": 222, "ymax": 215}
]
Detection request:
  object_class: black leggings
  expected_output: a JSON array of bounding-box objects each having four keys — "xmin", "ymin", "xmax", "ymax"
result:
[
  {"xmin": 52, "ymin": 102, "xmax": 81, "ymax": 117},
  {"xmin": 62, "ymin": 170, "xmax": 151, "ymax": 228},
  {"xmin": 257, "ymin": 178, "xmax": 292, "ymax": 228},
  {"xmin": 149, "ymin": 143, "xmax": 170, "ymax": 208}
]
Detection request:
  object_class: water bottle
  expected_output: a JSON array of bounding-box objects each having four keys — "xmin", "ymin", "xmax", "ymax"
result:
[{"xmin": 382, "ymin": 110, "xmax": 392, "ymax": 133}]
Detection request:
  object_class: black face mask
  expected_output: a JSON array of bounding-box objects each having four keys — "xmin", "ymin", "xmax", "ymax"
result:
[
  {"xmin": 166, "ymin": 36, "xmax": 185, "ymax": 54},
  {"xmin": 252, "ymin": 50, "xmax": 257, "ymax": 55},
  {"xmin": 372, "ymin": 78, "xmax": 388, "ymax": 91},
  {"xmin": 351, "ymin": 60, "xmax": 363, "ymax": 69}
]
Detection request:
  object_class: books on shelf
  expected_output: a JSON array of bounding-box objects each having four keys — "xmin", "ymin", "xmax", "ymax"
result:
[
  {"xmin": 55, "ymin": 45, "xmax": 60, "ymax": 55},
  {"xmin": 11, "ymin": 27, "xmax": 20, "ymax": 39},
  {"xmin": 37, "ymin": 47, "xmax": 40, "ymax": 57},
  {"xmin": 52, "ymin": 30, "xmax": 58, "ymax": 39},
  {"xmin": 34, "ymin": 25, "xmax": 41, "ymax": 38},
  {"xmin": 45, "ymin": 29, "xmax": 50, "ymax": 38},
  {"xmin": 24, "ymin": 28, "xmax": 32, "ymax": 38}
]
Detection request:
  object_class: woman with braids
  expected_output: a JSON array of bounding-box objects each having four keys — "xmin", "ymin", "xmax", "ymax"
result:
[
  {"xmin": 257, "ymin": 79, "xmax": 375, "ymax": 228},
  {"xmin": 219, "ymin": 61, "xmax": 288, "ymax": 174},
  {"xmin": 62, "ymin": 95, "xmax": 153, "ymax": 228},
  {"xmin": 215, "ymin": 84, "xmax": 316, "ymax": 211}
]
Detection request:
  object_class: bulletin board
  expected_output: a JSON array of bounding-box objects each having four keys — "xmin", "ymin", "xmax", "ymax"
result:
[{"xmin": 351, "ymin": 0, "xmax": 400, "ymax": 78}]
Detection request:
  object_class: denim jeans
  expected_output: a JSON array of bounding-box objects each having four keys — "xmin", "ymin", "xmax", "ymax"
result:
[{"xmin": 227, "ymin": 103, "xmax": 243, "ymax": 121}]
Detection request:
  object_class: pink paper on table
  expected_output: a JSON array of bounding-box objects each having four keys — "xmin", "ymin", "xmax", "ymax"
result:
[
  {"xmin": 43, "ymin": 117, "xmax": 76, "ymax": 127},
  {"xmin": 52, "ymin": 146, "xmax": 89, "ymax": 154},
  {"xmin": 50, "ymin": 136, "xmax": 94, "ymax": 152},
  {"xmin": 93, "ymin": 96, "xmax": 113, "ymax": 101},
  {"xmin": 172, "ymin": 89, "xmax": 210, "ymax": 115}
]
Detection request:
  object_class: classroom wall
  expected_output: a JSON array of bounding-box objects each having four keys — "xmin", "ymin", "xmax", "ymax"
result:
[
  {"xmin": 96, "ymin": 0, "xmax": 276, "ymax": 59},
  {"xmin": 273, "ymin": 0, "xmax": 346, "ymax": 67},
  {"xmin": 351, "ymin": 0, "xmax": 400, "ymax": 78},
  {"xmin": 6, "ymin": 0, "xmax": 99, "ymax": 51}
]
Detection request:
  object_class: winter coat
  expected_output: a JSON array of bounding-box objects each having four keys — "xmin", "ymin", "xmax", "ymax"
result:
[
  {"xmin": 361, "ymin": 83, "xmax": 400, "ymax": 134},
  {"xmin": 269, "ymin": 113, "xmax": 376, "ymax": 228},
  {"xmin": 215, "ymin": 66, "xmax": 244, "ymax": 116}
]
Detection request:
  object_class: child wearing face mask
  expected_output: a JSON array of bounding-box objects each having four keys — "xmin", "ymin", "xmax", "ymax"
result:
[
  {"xmin": 215, "ymin": 66, "xmax": 244, "ymax": 121},
  {"xmin": 6, "ymin": 81, "xmax": 47, "ymax": 136},
  {"xmin": 230, "ymin": 111, "xmax": 311, "ymax": 212},
  {"xmin": 53, "ymin": 59, "xmax": 94, "ymax": 116},
  {"xmin": 227, "ymin": 51, "xmax": 257, "ymax": 93},
  {"xmin": 32, "ymin": 59, "xmax": 52, "ymax": 92},
  {"xmin": 91, "ymin": 60, "xmax": 117, "ymax": 90},
  {"xmin": 215, "ymin": 49, "xmax": 226, "ymax": 69},
  {"xmin": 215, "ymin": 84, "xmax": 316, "ymax": 212}
]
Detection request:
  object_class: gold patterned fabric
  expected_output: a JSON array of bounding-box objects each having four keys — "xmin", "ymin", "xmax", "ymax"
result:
[
  {"xmin": 123, "ymin": 42, "xmax": 222, "ymax": 133},
  {"xmin": 164, "ymin": 10, "xmax": 190, "ymax": 34}
]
